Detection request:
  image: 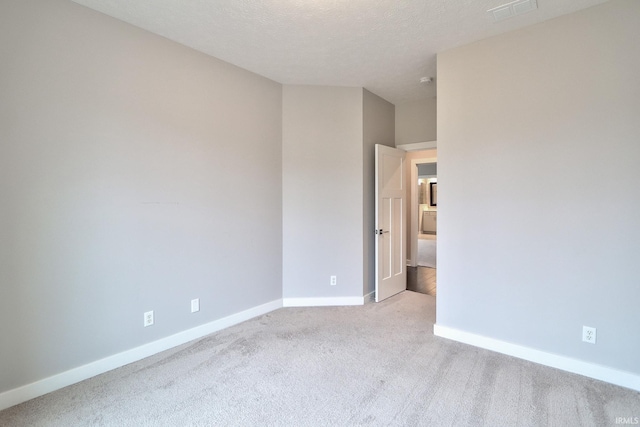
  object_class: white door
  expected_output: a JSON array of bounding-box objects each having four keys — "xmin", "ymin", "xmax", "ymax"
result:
[{"xmin": 375, "ymin": 145, "xmax": 406, "ymax": 302}]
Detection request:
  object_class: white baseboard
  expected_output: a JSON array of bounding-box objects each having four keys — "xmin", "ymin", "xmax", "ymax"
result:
[
  {"xmin": 433, "ymin": 324, "xmax": 640, "ymax": 392},
  {"xmin": 283, "ymin": 296, "xmax": 364, "ymax": 307},
  {"xmin": 0, "ymin": 299, "xmax": 283, "ymax": 412}
]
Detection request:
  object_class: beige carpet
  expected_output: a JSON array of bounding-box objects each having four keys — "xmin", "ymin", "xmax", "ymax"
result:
[{"xmin": 1, "ymin": 291, "xmax": 638, "ymax": 426}]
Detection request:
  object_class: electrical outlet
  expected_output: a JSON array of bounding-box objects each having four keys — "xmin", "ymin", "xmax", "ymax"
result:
[
  {"xmin": 330, "ymin": 276, "xmax": 337, "ymax": 286},
  {"xmin": 191, "ymin": 298, "xmax": 200, "ymax": 313},
  {"xmin": 144, "ymin": 310, "xmax": 154, "ymax": 327},
  {"xmin": 582, "ymin": 326, "xmax": 596, "ymax": 344}
]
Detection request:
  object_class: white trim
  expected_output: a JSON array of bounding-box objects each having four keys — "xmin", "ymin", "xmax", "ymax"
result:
[
  {"xmin": 410, "ymin": 156, "xmax": 437, "ymax": 267},
  {"xmin": 283, "ymin": 296, "xmax": 364, "ymax": 307},
  {"xmin": 0, "ymin": 299, "xmax": 283, "ymax": 411},
  {"xmin": 434, "ymin": 324, "xmax": 640, "ymax": 392},
  {"xmin": 397, "ymin": 140, "xmax": 437, "ymax": 151},
  {"xmin": 364, "ymin": 291, "xmax": 375, "ymax": 304}
]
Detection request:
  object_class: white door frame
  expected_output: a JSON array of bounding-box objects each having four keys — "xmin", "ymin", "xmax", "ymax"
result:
[{"xmin": 409, "ymin": 156, "xmax": 437, "ymax": 267}]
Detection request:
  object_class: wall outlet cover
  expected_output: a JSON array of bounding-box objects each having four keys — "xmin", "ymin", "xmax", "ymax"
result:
[
  {"xmin": 144, "ymin": 311, "xmax": 154, "ymax": 327},
  {"xmin": 582, "ymin": 326, "xmax": 596, "ymax": 344}
]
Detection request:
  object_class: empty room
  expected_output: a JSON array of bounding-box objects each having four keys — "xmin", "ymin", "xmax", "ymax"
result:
[{"xmin": 1, "ymin": 0, "xmax": 639, "ymax": 425}]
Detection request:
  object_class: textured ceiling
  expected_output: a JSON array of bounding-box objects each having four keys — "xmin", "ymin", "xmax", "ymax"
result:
[{"xmin": 71, "ymin": 0, "xmax": 609, "ymax": 104}]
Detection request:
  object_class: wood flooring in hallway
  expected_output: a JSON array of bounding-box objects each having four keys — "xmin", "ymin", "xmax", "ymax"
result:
[{"xmin": 407, "ymin": 266, "xmax": 436, "ymax": 296}]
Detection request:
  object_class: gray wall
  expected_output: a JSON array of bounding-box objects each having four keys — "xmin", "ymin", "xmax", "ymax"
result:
[
  {"xmin": 395, "ymin": 98, "xmax": 437, "ymax": 145},
  {"xmin": 282, "ymin": 86, "xmax": 364, "ymax": 299},
  {"xmin": 0, "ymin": 0, "xmax": 282, "ymax": 393},
  {"xmin": 363, "ymin": 90, "xmax": 395, "ymax": 296},
  {"xmin": 437, "ymin": 0, "xmax": 640, "ymax": 374}
]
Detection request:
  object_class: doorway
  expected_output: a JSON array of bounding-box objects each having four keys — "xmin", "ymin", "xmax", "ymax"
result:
[{"xmin": 408, "ymin": 153, "xmax": 437, "ymax": 296}]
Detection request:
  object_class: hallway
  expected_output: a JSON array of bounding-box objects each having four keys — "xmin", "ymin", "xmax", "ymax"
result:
[{"xmin": 407, "ymin": 266, "xmax": 436, "ymax": 296}]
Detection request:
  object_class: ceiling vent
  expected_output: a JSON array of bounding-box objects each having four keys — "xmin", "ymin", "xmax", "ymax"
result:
[{"xmin": 488, "ymin": 0, "xmax": 538, "ymax": 22}]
